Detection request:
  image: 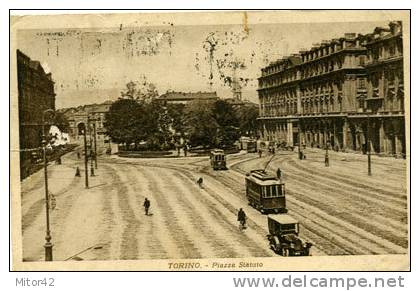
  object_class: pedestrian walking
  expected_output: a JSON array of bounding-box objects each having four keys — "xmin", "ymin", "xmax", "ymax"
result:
[
  {"xmin": 77, "ymin": 152, "xmax": 81, "ymax": 159},
  {"xmin": 197, "ymin": 177, "xmax": 203, "ymax": 188},
  {"xmin": 276, "ymin": 168, "xmax": 282, "ymax": 180},
  {"xmin": 75, "ymin": 166, "xmax": 81, "ymax": 177},
  {"xmin": 237, "ymin": 208, "xmax": 247, "ymax": 230},
  {"xmin": 143, "ymin": 198, "xmax": 151, "ymax": 216},
  {"xmin": 258, "ymin": 149, "xmax": 262, "ymax": 158},
  {"xmin": 183, "ymin": 145, "xmax": 188, "ymax": 157}
]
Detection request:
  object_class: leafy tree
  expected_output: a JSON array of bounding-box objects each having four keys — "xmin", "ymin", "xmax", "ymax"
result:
[
  {"xmin": 184, "ymin": 100, "xmax": 219, "ymax": 147},
  {"xmin": 211, "ymin": 100, "xmax": 240, "ymax": 147},
  {"xmin": 236, "ymin": 104, "xmax": 259, "ymax": 137},
  {"xmin": 167, "ymin": 103, "xmax": 186, "ymax": 134},
  {"xmin": 120, "ymin": 75, "xmax": 159, "ymax": 103},
  {"xmin": 53, "ymin": 112, "xmax": 70, "ymax": 132},
  {"xmin": 104, "ymin": 99, "xmax": 144, "ymax": 148}
]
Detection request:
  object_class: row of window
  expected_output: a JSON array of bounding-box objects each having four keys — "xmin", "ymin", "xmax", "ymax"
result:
[
  {"xmin": 247, "ymin": 182, "xmax": 284, "ymax": 198},
  {"xmin": 368, "ymin": 39, "xmax": 403, "ymax": 62}
]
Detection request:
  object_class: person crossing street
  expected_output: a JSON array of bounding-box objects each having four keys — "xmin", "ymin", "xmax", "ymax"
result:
[
  {"xmin": 143, "ymin": 198, "xmax": 151, "ymax": 216},
  {"xmin": 237, "ymin": 208, "xmax": 247, "ymax": 230}
]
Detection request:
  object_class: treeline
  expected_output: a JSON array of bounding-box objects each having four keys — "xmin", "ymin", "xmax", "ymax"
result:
[{"xmin": 104, "ymin": 97, "xmax": 258, "ymax": 151}]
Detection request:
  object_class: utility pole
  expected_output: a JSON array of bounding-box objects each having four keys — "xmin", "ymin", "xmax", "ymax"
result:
[
  {"xmin": 367, "ymin": 119, "xmax": 372, "ymax": 176},
  {"xmin": 325, "ymin": 139, "xmax": 330, "ymax": 167},
  {"xmin": 88, "ymin": 119, "xmax": 95, "ymax": 177},
  {"xmin": 93, "ymin": 122, "xmax": 98, "ymax": 169},
  {"xmin": 298, "ymin": 122, "xmax": 302, "ymax": 160},
  {"xmin": 83, "ymin": 125, "xmax": 89, "ymax": 188},
  {"xmin": 42, "ymin": 109, "xmax": 55, "ymax": 261}
]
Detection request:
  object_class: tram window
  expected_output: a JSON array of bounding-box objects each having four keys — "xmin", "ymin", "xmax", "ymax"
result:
[{"xmin": 272, "ymin": 185, "xmax": 278, "ymax": 197}]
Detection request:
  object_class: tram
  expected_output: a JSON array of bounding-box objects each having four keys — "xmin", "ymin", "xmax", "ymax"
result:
[
  {"xmin": 210, "ymin": 149, "xmax": 227, "ymax": 170},
  {"xmin": 245, "ymin": 169, "xmax": 287, "ymax": 214},
  {"xmin": 246, "ymin": 141, "xmax": 257, "ymax": 153}
]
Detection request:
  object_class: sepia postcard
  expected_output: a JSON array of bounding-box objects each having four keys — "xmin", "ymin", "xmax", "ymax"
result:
[{"xmin": 10, "ymin": 10, "xmax": 410, "ymax": 271}]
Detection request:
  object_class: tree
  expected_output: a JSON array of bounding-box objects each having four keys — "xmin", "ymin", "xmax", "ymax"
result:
[
  {"xmin": 104, "ymin": 99, "xmax": 145, "ymax": 148},
  {"xmin": 53, "ymin": 112, "xmax": 70, "ymax": 132},
  {"xmin": 120, "ymin": 75, "xmax": 159, "ymax": 103},
  {"xmin": 166, "ymin": 103, "xmax": 186, "ymax": 134},
  {"xmin": 212, "ymin": 100, "xmax": 240, "ymax": 147},
  {"xmin": 236, "ymin": 104, "xmax": 259, "ymax": 137},
  {"xmin": 184, "ymin": 100, "xmax": 219, "ymax": 147}
]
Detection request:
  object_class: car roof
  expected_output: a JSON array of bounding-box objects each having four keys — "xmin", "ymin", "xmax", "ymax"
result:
[{"xmin": 268, "ymin": 214, "xmax": 299, "ymax": 225}]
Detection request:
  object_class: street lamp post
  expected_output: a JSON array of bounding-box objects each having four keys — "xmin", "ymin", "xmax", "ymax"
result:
[
  {"xmin": 297, "ymin": 125, "xmax": 301, "ymax": 160},
  {"xmin": 367, "ymin": 120, "xmax": 372, "ymax": 176},
  {"xmin": 88, "ymin": 119, "xmax": 95, "ymax": 177},
  {"xmin": 93, "ymin": 122, "xmax": 98, "ymax": 169},
  {"xmin": 42, "ymin": 109, "xmax": 55, "ymax": 261},
  {"xmin": 325, "ymin": 139, "xmax": 330, "ymax": 167},
  {"xmin": 83, "ymin": 125, "xmax": 89, "ymax": 188}
]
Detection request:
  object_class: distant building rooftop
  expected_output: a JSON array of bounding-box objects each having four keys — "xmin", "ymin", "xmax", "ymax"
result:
[{"xmin": 158, "ymin": 91, "xmax": 219, "ymax": 103}]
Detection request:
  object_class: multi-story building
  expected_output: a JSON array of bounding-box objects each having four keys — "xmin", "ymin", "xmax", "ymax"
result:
[
  {"xmin": 257, "ymin": 21, "xmax": 405, "ymax": 157},
  {"xmin": 258, "ymin": 54, "xmax": 302, "ymax": 146},
  {"xmin": 364, "ymin": 21, "xmax": 405, "ymax": 157},
  {"xmin": 17, "ymin": 50, "xmax": 56, "ymax": 177},
  {"xmin": 61, "ymin": 101, "xmax": 112, "ymax": 147}
]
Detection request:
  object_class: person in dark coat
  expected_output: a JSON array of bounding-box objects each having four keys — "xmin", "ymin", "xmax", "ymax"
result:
[
  {"xmin": 258, "ymin": 149, "xmax": 262, "ymax": 158},
  {"xmin": 237, "ymin": 208, "xmax": 247, "ymax": 229},
  {"xmin": 276, "ymin": 168, "xmax": 282, "ymax": 180},
  {"xmin": 197, "ymin": 177, "xmax": 203, "ymax": 188},
  {"xmin": 143, "ymin": 198, "xmax": 151, "ymax": 215}
]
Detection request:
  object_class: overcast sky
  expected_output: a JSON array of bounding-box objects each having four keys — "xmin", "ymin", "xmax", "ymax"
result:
[{"xmin": 17, "ymin": 20, "xmax": 390, "ymax": 108}]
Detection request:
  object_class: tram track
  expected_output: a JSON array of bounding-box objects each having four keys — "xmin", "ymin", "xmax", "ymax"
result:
[{"xmin": 227, "ymin": 154, "xmax": 407, "ymax": 255}]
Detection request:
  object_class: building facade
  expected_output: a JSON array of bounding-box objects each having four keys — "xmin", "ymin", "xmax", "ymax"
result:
[
  {"xmin": 17, "ymin": 50, "xmax": 56, "ymax": 176},
  {"xmin": 61, "ymin": 101, "xmax": 112, "ymax": 147},
  {"xmin": 364, "ymin": 21, "xmax": 405, "ymax": 156},
  {"xmin": 257, "ymin": 22, "xmax": 406, "ymax": 157}
]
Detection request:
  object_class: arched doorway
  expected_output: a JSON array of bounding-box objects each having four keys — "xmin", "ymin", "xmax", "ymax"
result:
[{"xmin": 78, "ymin": 122, "xmax": 86, "ymax": 136}]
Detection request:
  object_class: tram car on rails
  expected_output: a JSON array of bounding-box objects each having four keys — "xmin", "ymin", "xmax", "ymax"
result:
[
  {"xmin": 210, "ymin": 149, "xmax": 227, "ymax": 170},
  {"xmin": 246, "ymin": 140, "xmax": 257, "ymax": 153},
  {"xmin": 267, "ymin": 214, "xmax": 312, "ymax": 256},
  {"xmin": 245, "ymin": 169, "xmax": 287, "ymax": 214}
]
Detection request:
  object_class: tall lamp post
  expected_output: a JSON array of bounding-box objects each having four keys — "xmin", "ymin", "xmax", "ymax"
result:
[
  {"xmin": 367, "ymin": 119, "xmax": 372, "ymax": 176},
  {"xmin": 88, "ymin": 115, "xmax": 98, "ymax": 170},
  {"xmin": 87, "ymin": 118, "xmax": 95, "ymax": 177},
  {"xmin": 325, "ymin": 139, "xmax": 330, "ymax": 167},
  {"xmin": 297, "ymin": 123, "xmax": 302, "ymax": 160},
  {"xmin": 93, "ymin": 122, "xmax": 98, "ymax": 169},
  {"xmin": 42, "ymin": 108, "xmax": 55, "ymax": 261},
  {"xmin": 82, "ymin": 124, "xmax": 89, "ymax": 188}
]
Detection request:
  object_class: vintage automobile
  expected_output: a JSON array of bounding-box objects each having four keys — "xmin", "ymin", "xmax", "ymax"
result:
[
  {"xmin": 266, "ymin": 214, "xmax": 312, "ymax": 256},
  {"xmin": 245, "ymin": 169, "xmax": 287, "ymax": 214},
  {"xmin": 210, "ymin": 149, "xmax": 227, "ymax": 170}
]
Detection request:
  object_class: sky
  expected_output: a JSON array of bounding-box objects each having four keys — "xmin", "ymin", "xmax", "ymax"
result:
[{"xmin": 16, "ymin": 19, "xmax": 390, "ymax": 109}]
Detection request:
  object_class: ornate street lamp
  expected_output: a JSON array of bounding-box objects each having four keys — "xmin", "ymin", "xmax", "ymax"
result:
[
  {"xmin": 367, "ymin": 119, "xmax": 372, "ymax": 176},
  {"xmin": 325, "ymin": 139, "xmax": 330, "ymax": 167},
  {"xmin": 41, "ymin": 108, "xmax": 55, "ymax": 261},
  {"xmin": 80, "ymin": 124, "xmax": 89, "ymax": 188}
]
